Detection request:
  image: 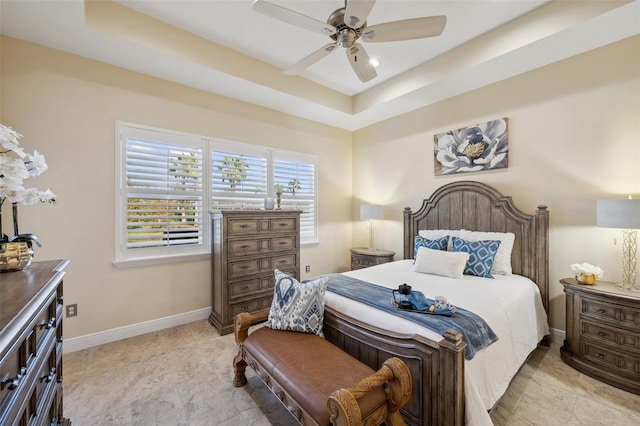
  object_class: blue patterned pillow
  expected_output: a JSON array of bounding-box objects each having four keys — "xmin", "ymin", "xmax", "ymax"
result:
[
  {"xmin": 414, "ymin": 235, "xmax": 449, "ymax": 261},
  {"xmin": 451, "ymin": 237, "xmax": 501, "ymax": 279},
  {"xmin": 266, "ymin": 269, "xmax": 328, "ymax": 336}
]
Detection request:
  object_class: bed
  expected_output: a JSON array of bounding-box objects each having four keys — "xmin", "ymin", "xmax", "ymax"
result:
[{"xmin": 321, "ymin": 180, "xmax": 550, "ymax": 426}]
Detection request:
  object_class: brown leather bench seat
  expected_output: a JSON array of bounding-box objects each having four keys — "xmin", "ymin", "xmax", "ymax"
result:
[{"xmin": 233, "ymin": 311, "xmax": 412, "ymax": 426}]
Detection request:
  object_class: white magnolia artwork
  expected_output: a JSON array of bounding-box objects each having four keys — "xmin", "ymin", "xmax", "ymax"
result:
[{"xmin": 433, "ymin": 118, "xmax": 508, "ymax": 175}]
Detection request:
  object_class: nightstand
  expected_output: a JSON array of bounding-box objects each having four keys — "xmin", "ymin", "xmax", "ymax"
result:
[
  {"xmin": 350, "ymin": 248, "xmax": 395, "ymax": 270},
  {"xmin": 560, "ymin": 278, "xmax": 640, "ymax": 395}
]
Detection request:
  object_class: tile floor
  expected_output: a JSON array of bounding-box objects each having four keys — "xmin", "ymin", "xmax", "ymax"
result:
[{"xmin": 63, "ymin": 320, "xmax": 640, "ymax": 425}]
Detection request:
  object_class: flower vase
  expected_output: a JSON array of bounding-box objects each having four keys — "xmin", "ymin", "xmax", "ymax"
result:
[
  {"xmin": 0, "ymin": 241, "xmax": 34, "ymax": 272},
  {"xmin": 275, "ymin": 192, "xmax": 282, "ymax": 210}
]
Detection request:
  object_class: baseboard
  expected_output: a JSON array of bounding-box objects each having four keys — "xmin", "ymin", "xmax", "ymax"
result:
[
  {"xmin": 63, "ymin": 307, "xmax": 211, "ymax": 354},
  {"xmin": 550, "ymin": 327, "xmax": 565, "ymax": 345}
]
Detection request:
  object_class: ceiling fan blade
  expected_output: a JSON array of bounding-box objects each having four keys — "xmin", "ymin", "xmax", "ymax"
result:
[
  {"xmin": 344, "ymin": 0, "xmax": 376, "ymax": 29},
  {"xmin": 284, "ymin": 43, "xmax": 338, "ymax": 75},
  {"xmin": 252, "ymin": 0, "xmax": 336, "ymax": 36},
  {"xmin": 346, "ymin": 43, "xmax": 377, "ymax": 83},
  {"xmin": 362, "ymin": 16, "xmax": 447, "ymax": 42}
]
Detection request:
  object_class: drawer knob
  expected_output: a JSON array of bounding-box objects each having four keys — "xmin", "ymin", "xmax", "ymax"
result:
[
  {"xmin": 240, "ymin": 224, "xmax": 249, "ymax": 228},
  {"xmin": 40, "ymin": 368, "xmax": 56, "ymax": 383},
  {"xmin": 1, "ymin": 367, "xmax": 26, "ymax": 391},
  {"xmin": 240, "ymin": 244, "xmax": 250, "ymax": 249},
  {"xmin": 278, "ymin": 241, "xmax": 287, "ymax": 245},
  {"xmin": 240, "ymin": 265, "xmax": 248, "ymax": 270},
  {"xmin": 597, "ymin": 309, "xmax": 605, "ymax": 314},
  {"xmin": 598, "ymin": 331, "xmax": 605, "ymax": 336},
  {"xmin": 241, "ymin": 285, "xmax": 249, "ymax": 290},
  {"xmin": 596, "ymin": 353, "xmax": 604, "ymax": 359},
  {"xmin": 241, "ymin": 305, "xmax": 249, "ymax": 311},
  {"xmin": 38, "ymin": 317, "xmax": 56, "ymax": 330}
]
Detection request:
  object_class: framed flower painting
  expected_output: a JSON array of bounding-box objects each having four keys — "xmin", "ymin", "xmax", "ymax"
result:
[{"xmin": 433, "ymin": 118, "xmax": 508, "ymax": 175}]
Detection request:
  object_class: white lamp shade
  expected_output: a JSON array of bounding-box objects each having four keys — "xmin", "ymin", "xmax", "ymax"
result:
[
  {"xmin": 597, "ymin": 198, "xmax": 640, "ymax": 229},
  {"xmin": 360, "ymin": 204, "xmax": 383, "ymax": 221}
]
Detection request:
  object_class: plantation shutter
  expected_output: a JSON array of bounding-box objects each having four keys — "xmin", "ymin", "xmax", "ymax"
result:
[
  {"xmin": 119, "ymin": 125, "xmax": 206, "ymax": 259},
  {"xmin": 273, "ymin": 151, "xmax": 317, "ymax": 244},
  {"xmin": 211, "ymin": 142, "xmax": 268, "ymax": 210}
]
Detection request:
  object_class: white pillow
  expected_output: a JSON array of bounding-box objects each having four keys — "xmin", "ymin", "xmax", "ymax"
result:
[
  {"xmin": 414, "ymin": 247, "xmax": 470, "ymax": 279},
  {"xmin": 459, "ymin": 230, "xmax": 515, "ymax": 275},
  {"xmin": 418, "ymin": 229, "xmax": 461, "ymax": 251}
]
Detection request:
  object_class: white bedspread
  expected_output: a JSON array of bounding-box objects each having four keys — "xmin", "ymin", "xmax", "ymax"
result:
[{"xmin": 325, "ymin": 260, "xmax": 549, "ymax": 426}]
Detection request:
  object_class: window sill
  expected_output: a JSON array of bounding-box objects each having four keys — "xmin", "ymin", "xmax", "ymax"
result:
[{"xmin": 113, "ymin": 253, "xmax": 210, "ymax": 269}]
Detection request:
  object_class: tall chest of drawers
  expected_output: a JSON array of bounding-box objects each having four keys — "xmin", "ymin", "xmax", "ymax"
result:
[
  {"xmin": 560, "ymin": 278, "xmax": 640, "ymax": 395},
  {"xmin": 0, "ymin": 259, "xmax": 70, "ymax": 425},
  {"xmin": 209, "ymin": 210, "xmax": 301, "ymax": 335}
]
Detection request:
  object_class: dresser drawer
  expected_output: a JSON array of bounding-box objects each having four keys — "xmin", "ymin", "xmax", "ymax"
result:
[
  {"xmin": 229, "ymin": 278, "xmax": 262, "ymax": 298},
  {"xmin": 271, "ymin": 254, "xmax": 297, "ymax": 270},
  {"xmin": 582, "ymin": 321, "xmax": 640, "ymax": 350},
  {"xmin": 228, "ymin": 218, "xmax": 261, "ymax": 235},
  {"xmin": 581, "ymin": 341, "xmax": 640, "ymax": 375},
  {"xmin": 0, "ymin": 341, "xmax": 24, "ymax": 412},
  {"xmin": 32, "ymin": 335, "xmax": 58, "ymax": 422},
  {"xmin": 228, "ymin": 239, "xmax": 262, "ymax": 256},
  {"xmin": 270, "ymin": 218, "xmax": 297, "ymax": 232},
  {"xmin": 582, "ymin": 297, "xmax": 640, "ymax": 331},
  {"xmin": 271, "ymin": 236, "xmax": 297, "ymax": 252}
]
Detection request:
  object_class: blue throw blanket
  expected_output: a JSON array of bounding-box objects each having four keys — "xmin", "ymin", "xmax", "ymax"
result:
[{"xmin": 325, "ymin": 274, "xmax": 498, "ymax": 360}]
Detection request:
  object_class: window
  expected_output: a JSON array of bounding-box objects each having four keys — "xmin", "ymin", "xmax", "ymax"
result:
[
  {"xmin": 116, "ymin": 122, "xmax": 318, "ymax": 265},
  {"xmin": 273, "ymin": 151, "xmax": 317, "ymax": 243}
]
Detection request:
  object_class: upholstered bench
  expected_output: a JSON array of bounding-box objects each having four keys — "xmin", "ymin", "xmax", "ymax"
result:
[{"xmin": 233, "ymin": 311, "xmax": 412, "ymax": 426}]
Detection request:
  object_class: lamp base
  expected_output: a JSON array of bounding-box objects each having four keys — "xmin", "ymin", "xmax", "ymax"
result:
[{"xmin": 620, "ymin": 229, "xmax": 638, "ymax": 291}]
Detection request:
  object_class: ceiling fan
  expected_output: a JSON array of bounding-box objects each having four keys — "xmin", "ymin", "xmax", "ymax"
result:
[{"xmin": 252, "ymin": 0, "xmax": 447, "ymax": 83}]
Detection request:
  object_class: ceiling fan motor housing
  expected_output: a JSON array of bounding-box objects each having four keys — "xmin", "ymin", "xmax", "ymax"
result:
[{"xmin": 327, "ymin": 8, "xmax": 364, "ymax": 48}]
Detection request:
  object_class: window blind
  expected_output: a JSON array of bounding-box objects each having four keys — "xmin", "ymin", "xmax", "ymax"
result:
[{"xmin": 124, "ymin": 137, "xmax": 203, "ymax": 252}]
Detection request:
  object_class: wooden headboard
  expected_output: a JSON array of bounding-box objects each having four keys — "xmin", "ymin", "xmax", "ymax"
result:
[{"xmin": 403, "ymin": 180, "xmax": 549, "ymax": 314}]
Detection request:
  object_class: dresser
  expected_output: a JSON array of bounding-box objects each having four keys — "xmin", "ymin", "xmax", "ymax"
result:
[
  {"xmin": 0, "ymin": 260, "xmax": 70, "ymax": 425},
  {"xmin": 350, "ymin": 248, "xmax": 395, "ymax": 270},
  {"xmin": 560, "ymin": 278, "xmax": 640, "ymax": 395},
  {"xmin": 209, "ymin": 210, "xmax": 301, "ymax": 335}
]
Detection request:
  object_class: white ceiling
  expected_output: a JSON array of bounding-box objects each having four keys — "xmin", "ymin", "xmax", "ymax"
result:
[{"xmin": 1, "ymin": 0, "xmax": 639, "ymax": 130}]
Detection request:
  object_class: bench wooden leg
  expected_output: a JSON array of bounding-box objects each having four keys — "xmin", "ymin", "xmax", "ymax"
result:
[
  {"xmin": 233, "ymin": 350, "xmax": 247, "ymax": 387},
  {"xmin": 233, "ymin": 311, "xmax": 267, "ymax": 388}
]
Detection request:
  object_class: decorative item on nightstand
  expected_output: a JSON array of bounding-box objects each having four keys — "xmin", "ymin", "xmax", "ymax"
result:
[
  {"xmin": 360, "ymin": 204, "xmax": 383, "ymax": 251},
  {"xmin": 570, "ymin": 263, "xmax": 603, "ymax": 285},
  {"xmin": 597, "ymin": 197, "xmax": 640, "ymax": 291}
]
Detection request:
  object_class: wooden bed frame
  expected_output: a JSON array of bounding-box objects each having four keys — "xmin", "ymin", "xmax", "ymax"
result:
[{"xmin": 322, "ymin": 180, "xmax": 549, "ymax": 426}]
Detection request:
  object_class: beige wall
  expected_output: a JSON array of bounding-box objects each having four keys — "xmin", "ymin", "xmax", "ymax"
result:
[
  {"xmin": 352, "ymin": 35, "xmax": 640, "ymax": 331},
  {"xmin": 0, "ymin": 36, "xmax": 352, "ymax": 339}
]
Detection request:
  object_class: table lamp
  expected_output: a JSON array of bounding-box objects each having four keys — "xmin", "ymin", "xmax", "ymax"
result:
[
  {"xmin": 597, "ymin": 197, "xmax": 640, "ymax": 290},
  {"xmin": 360, "ymin": 204, "xmax": 383, "ymax": 251}
]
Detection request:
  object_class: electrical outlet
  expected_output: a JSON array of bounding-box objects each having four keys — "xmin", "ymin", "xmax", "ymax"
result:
[
  {"xmin": 66, "ymin": 304, "xmax": 77, "ymax": 318},
  {"xmin": 305, "ymin": 265, "xmax": 311, "ymax": 273}
]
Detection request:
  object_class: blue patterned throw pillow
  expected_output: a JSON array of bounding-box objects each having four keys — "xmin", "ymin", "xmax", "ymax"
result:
[
  {"xmin": 451, "ymin": 237, "xmax": 501, "ymax": 278},
  {"xmin": 414, "ymin": 235, "xmax": 449, "ymax": 261},
  {"xmin": 266, "ymin": 269, "xmax": 328, "ymax": 336}
]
